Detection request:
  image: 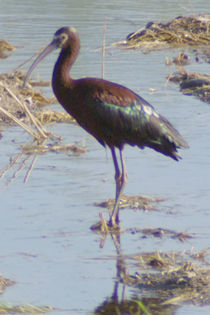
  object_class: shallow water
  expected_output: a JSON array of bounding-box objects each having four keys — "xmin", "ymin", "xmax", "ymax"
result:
[{"xmin": 0, "ymin": 1, "xmax": 210, "ymax": 314}]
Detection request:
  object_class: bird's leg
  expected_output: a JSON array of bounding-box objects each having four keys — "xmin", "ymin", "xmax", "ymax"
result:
[
  {"xmin": 109, "ymin": 148, "xmax": 127, "ymax": 226},
  {"xmin": 116, "ymin": 149, "xmax": 127, "ymax": 222}
]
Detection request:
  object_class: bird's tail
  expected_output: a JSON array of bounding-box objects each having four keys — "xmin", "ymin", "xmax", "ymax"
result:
[{"xmin": 146, "ymin": 114, "xmax": 189, "ymax": 161}]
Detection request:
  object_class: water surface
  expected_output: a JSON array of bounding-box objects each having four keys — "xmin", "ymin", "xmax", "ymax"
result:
[{"xmin": 0, "ymin": 1, "xmax": 210, "ymax": 314}]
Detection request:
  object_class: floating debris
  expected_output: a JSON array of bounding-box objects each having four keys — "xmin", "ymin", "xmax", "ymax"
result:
[
  {"xmin": 91, "ymin": 195, "xmax": 164, "ymax": 234},
  {"xmin": 94, "ymin": 297, "xmax": 172, "ymax": 315},
  {"xmin": 0, "ymin": 304, "xmax": 52, "ymax": 314},
  {"xmin": 0, "ymin": 39, "xmax": 15, "ymax": 58},
  {"xmin": 190, "ymin": 249, "xmax": 210, "ymax": 262},
  {"xmin": 0, "ymin": 71, "xmax": 85, "ymax": 183},
  {"xmin": 115, "ymin": 14, "xmax": 210, "ymax": 53},
  {"xmin": 96, "ymin": 194, "xmax": 164, "ymax": 212},
  {"xmin": 22, "ymin": 142, "xmax": 85, "ymax": 155},
  {"xmin": 94, "ymin": 249, "xmax": 210, "ymax": 314},
  {"xmin": 0, "ymin": 274, "xmax": 51, "ymax": 313},
  {"xmin": 0, "ymin": 275, "xmax": 14, "ymax": 293},
  {"xmin": 0, "ymin": 71, "xmax": 76, "ymax": 132},
  {"xmin": 0, "ymin": 138, "xmax": 85, "ymax": 186},
  {"xmin": 35, "ymin": 110, "xmax": 75, "ymax": 125},
  {"xmin": 168, "ymin": 69, "xmax": 210, "ymax": 103},
  {"xmin": 165, "ymin": 52, "xmax": 191, "ymax": 67},
  {"xmin": 121, "ymin": 250, "xmax": 210, "ymax": 306},
  {"xmin": 194, "ymin": 47, "xmax": 210, "ymax": 63},
  {"xmin": 0, "ymin": 71, "xmax": 56, "ymax": 115},
  {"xmin": 128, "ymin": 227, "xmax": 193, "ymax": 242},
  {"xmin": 90, "ymin": 212, "xmax": 122, "ymax": 234}
]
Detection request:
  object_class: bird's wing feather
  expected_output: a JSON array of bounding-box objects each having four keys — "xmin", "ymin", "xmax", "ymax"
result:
[
  {"xmin": 87, "ymin": 80, "xmax": 187, "ymax": 146},
  {"xmin": 71, "ymin": 78, "xmax": 188, "ymax": 159}
]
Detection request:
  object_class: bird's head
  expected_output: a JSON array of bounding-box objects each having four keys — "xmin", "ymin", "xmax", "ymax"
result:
[
  {"xmin": 52, "ymin": 27, "xmax": 77, "ymax": 49},
  {"xmin": 23, "ymin": 27, "xmax": 78, "ymax": 87}
]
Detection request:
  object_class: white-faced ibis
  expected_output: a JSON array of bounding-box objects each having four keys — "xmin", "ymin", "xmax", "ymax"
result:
[{"xmin": 24, "ymin": 27, "xmax": 189, "ymax": 227}]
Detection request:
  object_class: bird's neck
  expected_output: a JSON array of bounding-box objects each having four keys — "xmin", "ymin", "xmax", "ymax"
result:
[{"xmin": 52, "ymin": 39, "xmax": 80, "ymax": 97}]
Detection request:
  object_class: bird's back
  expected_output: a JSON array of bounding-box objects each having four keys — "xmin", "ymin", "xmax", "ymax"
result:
[{"xmin": 54, "ymin": 77, "xmax": 188, "ymax": 160}]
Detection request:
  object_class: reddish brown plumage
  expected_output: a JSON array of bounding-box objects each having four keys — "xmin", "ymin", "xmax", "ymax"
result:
[
  {"xmin": 24, "ymin": 26, "xmax": 189, "ymax": 226},
  {"xmin": 53, "ymin": 76, "xmax": 141, "ymax": 147}
]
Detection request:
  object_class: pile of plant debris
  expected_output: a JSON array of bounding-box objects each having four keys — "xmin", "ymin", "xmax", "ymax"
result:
[
  {"xmin": 122, "ymin": 250, "xmax": 210, "ymax": 306},
  {"xmin": 0, "ymin": 71, "xmax": 84, "ymax": 152},
  {"xmin": 94, "ymin": 249, "xmax": 210, "ymax": 314},
  {"xmin": 0, "ymin": 39, "xmax": 15, "ymax": 58},
  {"xmin": 128, "ymin": 227, "xmax": 193, "ymax": 242},
  {"xmin": 0, "ymin": 71, "xmax": 74, "ymax": 128},
  {"xmin": 0, "ymin": 71, "xmax": 86, "ymax": 184},
  {"xmin": 115, "ymin": 14, "xmax": 210, "ymax": 53},
  {"xmin": 91, "ymin": 195, "xmax": 164, "ymax": 233},
  {"xmin": 0, "ymin": 274, "xmax": 14, "ymax": 293},
  {"xmin": 114, "ymin": 14, "xmax": 210, "ymax": 104},
  {"xmin": 96, "ymin": 194, "xmax": 164, "ymax": 212},
  {"xmin": 0, "ymin": 274, "xmax": 51, "ymax": 313},
  {"xmin": 168, "ymin": 69, "xmax": 210, "ymax": 103}
]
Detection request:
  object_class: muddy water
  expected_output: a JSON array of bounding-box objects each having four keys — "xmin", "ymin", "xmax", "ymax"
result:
[{"xmin": 0, "ymin": 0, "xmax": 210, "ymax": 314}]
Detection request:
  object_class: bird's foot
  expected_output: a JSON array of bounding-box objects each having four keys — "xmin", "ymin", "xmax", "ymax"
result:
[{"xmin": 90, "ymin": 212, "xmax": 122, "ymax": 234}]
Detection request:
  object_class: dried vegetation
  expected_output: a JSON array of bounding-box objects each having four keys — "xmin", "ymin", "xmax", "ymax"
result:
[
  {"xmin": 94, "ymin": 249, "xmax": 210, "ymax": 314},
  {"xmin": 96, "ymin": 194, "xmax": 164, "ymax": 212},
  {"xmin": 91, "ymin": 195, "xmax": 164, "ymax": 234},
  {"xmin": 115, "ymin": 14, "xmax": 210, "ymax": 103},
  {"xmin": 0, "ymin": 39, "xmax": 15, "ymax": 58},
  {"xmin": 0, "ymin": 275, "xmax": 51, "ymax": 313},
  {"xmin": 0, "ymin": 71, "xmax": 75, "ymax": 130},
  {"xmin": 115, "ymin": 14, "xmax": 210, "ymax": 52},
  {"xmin": 1, "ymin": 15, "xmax": 210, "ymax": 314},
  {"xmin": 168, "ymin": 69, "xmax": 210, "ymax": 103},
  {"xmin": 123, "ymin": 250, "xmax": 210, "ymax": 306},
  {"xmin": 0, "ymin": 70, "xmax": 85, "ymax": 183}
]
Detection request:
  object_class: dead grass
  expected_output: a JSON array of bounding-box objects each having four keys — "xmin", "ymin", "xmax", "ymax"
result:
[
  {"xmin": 96, "ymin": 194, "xmax": 164, "ymax": 212},
  {"xmin": 168, "ymin": 69, "xmax": 210, "ymax": 103},
  {"xmin": 0, "ymin": 71, "xmax": 76, "ymax": 128},
  {"xmin": 128, "ymin": 227, "xmax": 193, "ymax": 242},
  {"xmin": 122, "ymin": 250, "xmax": 210, "ymax": 306},
  {"xmin": 114, "ymin": 14, "xmax": 210, "ymax": 53},
  {"xmin": 0, "ymin": 39, "xmax": 15, "ymax": 59},
  {"xmin": 0, "ymin": 304, "xmax": 52, "ymax": 314},
  {"xmin": 0, "ymin": 275, "xmax": 14, "ymax": 293},
  {"xmin": 91, "ymin": 195, "xmax": 164, "ymax": 234},
  {"xmin": 94, "ymin": 249, "xmax": 210, "ymax": 314},
  {"xmin": 0, "ymin": 71, "xmax": 85, "ymax": 184},
  {"xmin": 22, "ymin": 142, "xmax": 85, "ymax": 155},
  {"xmin": 0, "ymin": 275, "xmax": 51, "ymax": 314}
]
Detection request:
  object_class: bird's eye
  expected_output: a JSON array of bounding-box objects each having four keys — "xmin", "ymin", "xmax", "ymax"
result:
[
  {"xmin": 61, "ymin": 34, "xmax": 66, "ymax": 40},
  {"xmin": 60, "ymin": 34, "xmax": 68, "ymax": 44}
]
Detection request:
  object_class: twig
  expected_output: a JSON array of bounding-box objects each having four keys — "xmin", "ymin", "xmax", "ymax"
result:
[
  {"xmin": 102, "ymin": 18, "xmax": 107, "ymax": 79},
  {"xmin": 5, "ymin": 155, "xmax": 31, "ymax": 187},
  {"xmin": 102, "ymin": 18, "xmax": 108, "ymax": 159},
  {"xmin": 0, "ymin": 152, "xmax": 23, "ymax": 178},
  {"xmin": 0, "ymin": 106, "xmax": 38, "ymax": 138},
  {"xmin": 99, "ymin": 212, "xmax": 109, "ymax": 233},
  {"xmin": 0, "ymin": 82, "xmax": 48, "ymax": 138},
  {"xmin": 24, "ymin": 155, "xmax": 38, "ymax": 183}
]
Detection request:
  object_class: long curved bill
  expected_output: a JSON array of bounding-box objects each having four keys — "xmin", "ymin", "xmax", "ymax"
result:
[{"xmin": 23, "ymin": 39, "xmax": 58, "ymax": 87}]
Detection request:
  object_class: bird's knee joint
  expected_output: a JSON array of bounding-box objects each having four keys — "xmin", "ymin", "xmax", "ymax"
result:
[{"xmin": 115, "ymin": 174, "xmax": 122, "ymax": 185}]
